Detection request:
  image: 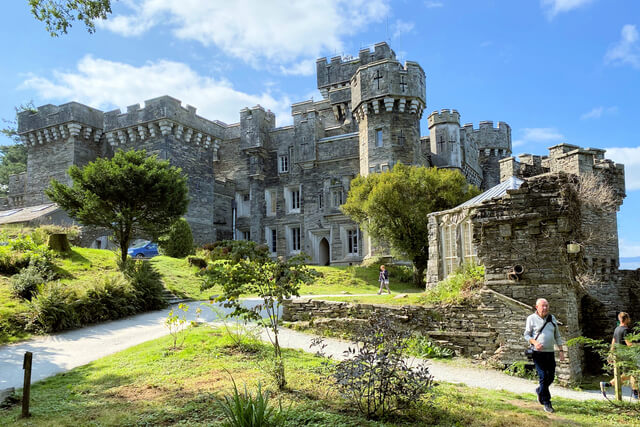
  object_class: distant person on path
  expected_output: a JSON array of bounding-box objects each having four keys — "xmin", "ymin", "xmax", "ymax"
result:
[
  {"xmin": 524, "ymin": 298, "xmax": 565, "ymax": 413},
  {"xmin": 600, "ymin": 312, "xmax": 639, "ymax": 400},
  {"xmin": 378, "ymin": 265, "xmax": 390, "ymax": 295}
]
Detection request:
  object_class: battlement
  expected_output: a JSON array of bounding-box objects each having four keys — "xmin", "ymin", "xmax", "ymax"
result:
[
  {"xmin": 500, "ymin": 144, "xmax": 625, "ymax": 198},
  {"xmin": 239, "ymin": 105, "xmax": 276, "ymax": 127},
  {"xmin": 18, "ymin": 102, "xmax": 104, "ymax": 134},
  {"xmin": 317, "ymin": 42, "xmax": 397, "ymax": 96},
  {"xmin": 428, "ymin": 109, "xmax": 460, "ymax": 127},
  {"xmin": 461, "ymin": 120, "xmax": 511, "ymax": 152},
  {"xmin": 17, "ymin": 102, "xmax": 105, "ymax": 147},
  {"xmin": 102, "ymin": 96, "xmax": 225, "ymax": 149}
]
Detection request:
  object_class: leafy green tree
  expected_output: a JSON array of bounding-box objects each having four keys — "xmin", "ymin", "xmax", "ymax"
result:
[
  {"xmin": 28, "ymin": 0, "xmax": 113, "ymax": 36},
  {"xmin": 1, "ymin": 102, "xmax": 35, "ymax": 196},
  {"xmin": 341, "ymin": 164, "xmax": 480, "ymax": 286},
  {"xmin": 46, "ymin": 149, "xmax": 189, "ymax": 265},
  {"xmin": 159, "ymin": 218, "xmax": 194, "ymax": 258},
  {"xmin": 201, "ymin": 241, "xmax": 316, "ymax": 389}
]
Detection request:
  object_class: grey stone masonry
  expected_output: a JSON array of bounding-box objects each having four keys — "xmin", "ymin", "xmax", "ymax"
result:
[{"xmin": 12, "ymin": 42, "xmax": 512, "ymax": 262}]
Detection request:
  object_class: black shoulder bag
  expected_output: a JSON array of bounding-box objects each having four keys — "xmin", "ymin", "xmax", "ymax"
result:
[{"xmin": 525, "ymin": 315, "xmax": 553, "ymax": 360}]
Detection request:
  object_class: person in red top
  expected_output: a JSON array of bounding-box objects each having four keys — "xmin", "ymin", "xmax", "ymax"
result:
[{"xmin": 600, "ymin": 312, "xmax": 638, "ymax": 400}]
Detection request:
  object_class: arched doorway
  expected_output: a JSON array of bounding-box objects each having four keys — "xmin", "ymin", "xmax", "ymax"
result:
[{"xmin": 319, "ymin": 238, "xmax": 330, "ymax": 266}]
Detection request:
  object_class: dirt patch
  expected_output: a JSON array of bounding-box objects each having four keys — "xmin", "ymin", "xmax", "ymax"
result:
[{"xmin": 107, "ymin": 384, "xmax": 169, "ymax": 402}]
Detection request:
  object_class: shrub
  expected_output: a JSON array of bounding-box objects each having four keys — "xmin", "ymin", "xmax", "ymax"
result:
[
  {"xmin": 159, "ymin": 218, "xmax": 194, "ymax": 258},
  {"xmin": 405, "ymin": 334, "xmax": 454, "ymax": 359},
  {"xmin": 187, "ymin": 256, "xmax": 207, "ymax": 269},
  {"xmin": 26, "ymin": 282, "xmax": 79, "ymax": 333},
  {"xmin": 10, "ymin": 260, "xmax": 55, "ymax": 300},
  {"xmin": 0, "ymin": 234, "xmax": 55, "ymax": 274},
  {"xmin": 419, "ymin": 262, "xmax": 485, "ymax": 304},
  {"xmin": 312, "ymin": 317, "xmax": 434, "ymax": 420},
  {"xmin": 123, "ymin": 260, "xmax": 167, "ymax": 311},
  {"xmin": 503, "ymin": 361, "xmax": 537, "ymax": 381},
  {"xmin": 73, "ymin": 276, "xmax": 138, "ymax": 324},
  {"xmin": 217, "ymin": 378, "xmax": 287, "ymax": 427}
]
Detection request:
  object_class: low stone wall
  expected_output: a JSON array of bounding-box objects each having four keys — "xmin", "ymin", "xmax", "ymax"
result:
[{"xmin": 285, "ymin": 288, "xmax": 547, "ymax": 365}]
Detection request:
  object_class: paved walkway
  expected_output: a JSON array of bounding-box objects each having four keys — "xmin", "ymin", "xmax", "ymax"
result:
[{"xmin": 0, "ymin": 297, "xmax": 628, "ymax": 401}]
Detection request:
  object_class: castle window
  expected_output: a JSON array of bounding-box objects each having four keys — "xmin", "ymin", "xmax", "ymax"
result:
[
  {"xmin": 279, "ymin": 155, "xmax": 289, "ymax": 173},
  {"xmin": 236, "ymin": 192, "xmax": 250, "ymax": 217},
  {"xmin": 376, "ymin": 129, "xmax": 383, "ymax": 147},
  {"xmin": 347, "ymin": 229, "xmax": 358, "ymax": 255},
  {"xmin": 242, "ymin": 231, "xmax": 251, "ymax": 241},
  {"xmin": 332, "ymin": 189, "xmax": 343, "ymax": 207},
  {"xmin": 461, "ymin": 220, "xmax": 477, "ymax": 264},
  {"xmin": 265, "ymin": 189, "xmax": 277, "ymax": 216},
  {"xmin": 288, "ymin": 226, "xmax": 301, "ymax": 253},
  {"xmin": 285, "ymin": 185, "xmax": 301, "ymax": 213},
  {"xmin": 265, "ymin": 227, "xmax": 277, "ymax": 254},
  {"xmin": 318, "ymin": 193, "xmax": 323, "ymax": 209},
  {"xmin": 381, "ymin": 164, "xmax": 389, "ymax": 172},
  {"xmin": 441, "ymin": 223, "xmax": 458, "ymax": 277}
]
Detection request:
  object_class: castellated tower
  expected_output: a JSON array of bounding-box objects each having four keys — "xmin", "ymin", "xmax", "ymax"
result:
[
  {"xmin": 18, "ymin": 102, "xmax": 105, "ymax": 206},
  {"xmin": 348, "ymin": 43, "xmax": 427, "ymax": 176},
  {"xmin": 462, "ymin": 121, "xmax": 511, "ymax": 190},
  {"xmin": 239, "ymin": 105, "xmax": 276, "ymax": 243}
]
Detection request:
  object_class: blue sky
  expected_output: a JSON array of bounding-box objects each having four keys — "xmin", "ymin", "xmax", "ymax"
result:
[{"xmin": 1, "ymin": 0, "xmax": 639, "ymax": 266}]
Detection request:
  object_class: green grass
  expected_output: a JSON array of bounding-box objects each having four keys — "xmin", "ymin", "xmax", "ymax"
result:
[
  {"xmin": 0, "ymin": 326, "xmax": 638, "ymax": 426},
  {"xmin": 302, "ymin": 264, "xmax": 420, "ymax": 296}
]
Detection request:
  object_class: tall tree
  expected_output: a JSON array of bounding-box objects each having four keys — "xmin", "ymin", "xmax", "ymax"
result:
[
  {"xmin": 46, "ymin": 149, "xmax": 189, "ymax": 264},
  {"xmin": 28, "ymin": 0, "xmax": 113, "ymax": 36},
  {"xmin": 341, "ymin": 164, "xmax": 480, "ymax": 286},
  {"xmin": 0, "ymin": 103, "xmax": 35, "ymax": 196}
]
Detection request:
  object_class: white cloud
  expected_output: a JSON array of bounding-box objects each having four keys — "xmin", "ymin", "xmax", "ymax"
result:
[
  {"xmin": 98, "ymin": 0, "xmax": 390, "ymax": 75},
  {"xmin": 605, "ymin": 146, "xmax": 640, "ymax": 191},
  {"xmin": 392, "ymin": 19, "xmax": 414, "ymax": 39},
  {"xmin": 512, "ymin": 127, "xmax": 564, "ymax": 148},
  {"xmin": 580, "ymin": 106, "xmax": 618, "ymax": 120},
  {"xmin": 540, "ymin": 0, "xmax": 595, "ymax": 19},
  {"xmin": 424, "ymin": 1, "xmax": 444, "ymax": 8},
  {"xmin": 605, "ymin": 24, "xmax": 640, "ymax": 70},
  {"xmin": 20, "ymin": 56, "xmax": 292, "ymax": 126}
]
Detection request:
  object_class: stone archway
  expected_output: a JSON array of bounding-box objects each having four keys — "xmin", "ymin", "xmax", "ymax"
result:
[{"xmin": 319, "ymin": 238, "xmax": 330, "ymax": 266}]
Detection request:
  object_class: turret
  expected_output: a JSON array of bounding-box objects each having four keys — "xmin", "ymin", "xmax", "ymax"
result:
[
  {"xmin": 350, "ymin": 42, "xmax": 427, "ymax": 175},
  {"xmin": 17, "ymin": 102, "xmax": 104, "ymax": 205},
  {"xmin": 428, "ymin": 109, "xmax": 461, "ymax": 169},
  {"xmin": 460, "ymin": 121, "xmax": 512, "ymax": 190}
]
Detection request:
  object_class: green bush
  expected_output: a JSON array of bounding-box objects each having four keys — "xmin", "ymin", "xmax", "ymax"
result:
[
  {"xmin": 10, "ymin": 260, "xmax": 55, "ymax": 300},
  {"xmin": 159, "ymin": 218, "xmax": 194, "ymax": 258},
  {"xmin": 26, "ymin": 282, "xmax": 79, "ymax": 333},
  {"xmin": 405, "ymin": 334, "xmax": 454, "ymax": 359},
  {"xmin": 123, "ymin": 260, "xmax": 167, "ymax": 311},
  {"xmin": 0, "ymin": 234, "xmax": 55, "ymax": 274},
  {"xmin": 503, "ymin": 361, "xmax": 537, "ymax": 380},
  {"xmin": 418, "ymin": 262, "xmax": 485, "ymax": 304},
  {"xmin": 74, "ymin": 276, "xmax": 138, "ymax": 324}
]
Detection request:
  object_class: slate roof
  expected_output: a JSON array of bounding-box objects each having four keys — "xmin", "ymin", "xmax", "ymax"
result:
[
  {"xmin": 457, "ymin": 176, "xmax": 524, "ymax": 209},
  {"xmin": 0, "ymin": 203, "xmax": 59, "ymax": 225}
]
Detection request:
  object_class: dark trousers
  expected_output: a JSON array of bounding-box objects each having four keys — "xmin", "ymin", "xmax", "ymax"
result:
[{"xmin": 532, "ymin": 351, "xmax": 556, "ymax": 405}]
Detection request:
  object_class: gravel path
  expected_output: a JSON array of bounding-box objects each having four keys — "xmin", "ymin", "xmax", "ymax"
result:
[{"xmin": 0, "ymin": 296, "xmax": 628, "ymax": 402}]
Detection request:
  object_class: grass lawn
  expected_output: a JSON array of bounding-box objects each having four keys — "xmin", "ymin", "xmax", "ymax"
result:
[
  {"xmin": 1, "ymin": 326, "xmax": 637, "ymax": 426},
  {"xmin": 302, "ymin": 265, "xmax": 421, "ymax": 296}
]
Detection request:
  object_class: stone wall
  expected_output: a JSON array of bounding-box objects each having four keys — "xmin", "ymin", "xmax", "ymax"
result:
[{"xmin": 282, "ymin": 288, "xmax": 563, "ymax": 377}]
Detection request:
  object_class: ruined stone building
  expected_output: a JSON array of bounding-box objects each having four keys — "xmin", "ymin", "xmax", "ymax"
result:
[
  {"xmin": 6, "ymin": 42, "xmax": 512, "ymax": 264},
  {"xmin": 426, "ymin": 144, "xmax": 639, "ymax": 382}
]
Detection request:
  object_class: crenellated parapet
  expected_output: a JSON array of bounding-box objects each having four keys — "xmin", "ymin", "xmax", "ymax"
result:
[
  {"xmin": 316, "ymin": 42, "xmax": 397, "ymax": 99},
  {"xmin": 103, "ymin": 96, "xmax": 225, "ymax": 150},
  {"xmin": 427, "ymin": 109, "xmax": 460, "ymax": 127},
  {"xmin": 462, "ymin": 121, "xmax": 512, "ymax": 154},
  {"xmin": 18, "ymin": 102, "xmax": 104, "ymax": 147}
]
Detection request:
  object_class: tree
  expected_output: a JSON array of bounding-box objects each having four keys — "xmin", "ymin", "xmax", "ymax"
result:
[
  {"xmin": 1, "ymin": 103, "xmax": 34, "ymax": 196},
  {"xmin": 158, "ymin": 218, "xmax": 194, "ymax": 258},
  {"xmin": 28, "ymin": 0, "xmax": 113, "ymax": 36},
  {"xmin": 341, "ymin": 164, "xmax": 480, "ymax": 286},
  {"xmin": 46, "ymin": 149, "xmax": 189, "ymax": 265},
  {"xmin": 201, "ymin": 241, "xmax": 316, "ymax": 389}
]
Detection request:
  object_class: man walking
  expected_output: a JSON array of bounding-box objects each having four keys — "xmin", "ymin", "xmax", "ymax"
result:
[{"xmin": 524, "ymin": 298, "xmax": 565, "ymax": 413}]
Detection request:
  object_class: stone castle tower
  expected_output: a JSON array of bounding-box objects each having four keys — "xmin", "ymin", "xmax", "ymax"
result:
[{"xmin": 8, "ymin": 42, "xmax": 512, "ymax": 265}]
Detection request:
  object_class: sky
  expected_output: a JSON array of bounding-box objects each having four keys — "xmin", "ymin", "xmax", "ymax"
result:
[{"xmin": 0, "ymin": 0, "xmax": 638, "ymax": 267}]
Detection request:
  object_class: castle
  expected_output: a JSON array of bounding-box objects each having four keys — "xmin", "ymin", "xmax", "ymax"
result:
[{"xmin": 8, "ymin": 42, "xmax": 513, "ymax": 264}]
